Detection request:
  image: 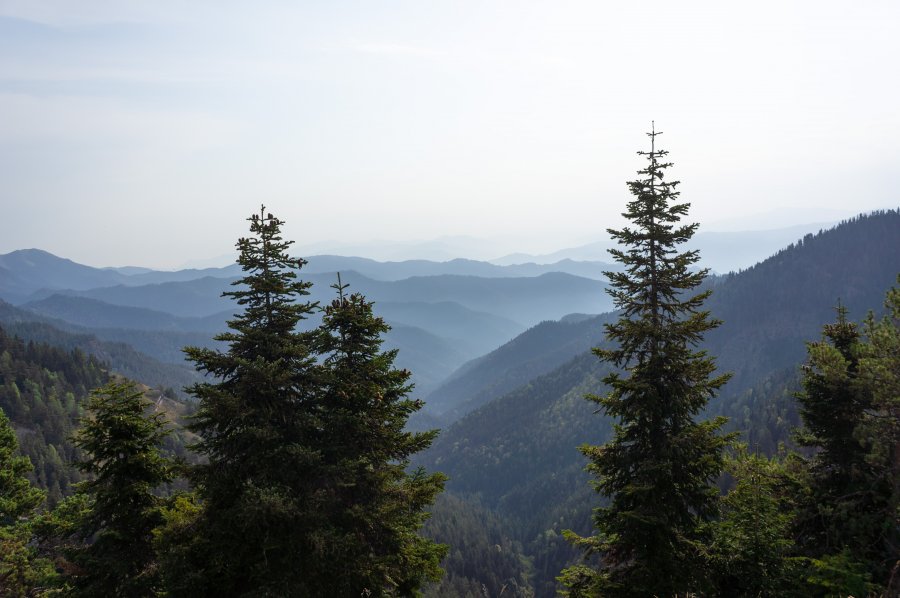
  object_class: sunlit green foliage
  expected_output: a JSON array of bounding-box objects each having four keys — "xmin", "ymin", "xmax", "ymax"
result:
[
  {"xmin": 0, "ymin": 328, "xmax": 108, "ymax": 503},
  {"xmin": 0, "ymin": 407, "xmax": 56, "ymax": 596}
]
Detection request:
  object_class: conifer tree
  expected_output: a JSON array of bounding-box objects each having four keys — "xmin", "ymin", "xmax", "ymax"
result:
[
  {"xmin": 856, "ymin": 280, "xmax": 900, "ymax": 590},
  {"xmin": 314, "ymin": 277, "xmax": 446, "ymax": 596},
  {"xmin": 0, "ymin": 408, "xmax": 43, "ymax": 528},
  {"xmin": 561, "ymin": 125, "xmax": 731, "ymax": 597},
  {"xmin": 795, "ymin": 304, "xmax": 869, "ymax": 476},
  {"xmin": 0, "ymin": 407, "xmax": 52, "ymax": 596},
  {"xmin": 68, "ymin": 380, "xmax": 175, "ymax": 597},
  {"xmin": 796, "ymin": 289, "xmax": 900, "ymax": 590},
  {"xmin": 706, "ymin": 447, "xmax": 802, "ymax": 596},
  {"xmin": 176, "ymin": 207, "xmax": 323, "ymax": 596}
]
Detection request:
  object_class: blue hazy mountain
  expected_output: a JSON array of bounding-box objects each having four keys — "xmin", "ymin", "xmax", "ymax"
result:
[
  {"xmin": 425, "ymin": 212, "xmax": 900, "ymax": 421},
  {"xmin": 22, "ymin": 295, "xmax": 233, "ymax": 332},
  {"xmin": 19, "ymin": 271, "xmax": 610, "ymax": 327},
  {"xmin": 490, "ymin": 222, "xmax": 838, "ymax": 273},
  {"xmin": 18, "ymin": 294, "xmax": 516, "ymax": 395}
]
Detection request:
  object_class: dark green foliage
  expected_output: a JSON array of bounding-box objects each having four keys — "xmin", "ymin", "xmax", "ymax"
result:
[
  {"xmin": 0, "ymin": 324, "xmax": 109, "ymax": 503},
  {"xmin": 174, "ymin": 208, "xmax": 448, "ymax": 596},
  {"xmin": 706, "ymin": 447, "xmax": 803, "ymax": 596},
  {"xmin": 423, "ymin": 494, "xmax": 533, "ymax": 598},
  {"xmin": 856, "ymin": 282, "xmax": 900, "ymax": 592},
  {"xmin": 0, "ymin": 407, "xmax": 56, "ymax": 596},
  {"xmin": 562, "ymin": 127, "xmax": 731, "ymax": 597},
  {"xmin": 794, "ymin": 285, "xmax": 900, "ymax": 592},
  {"xmin": 65, "ymin": 380, "xmax": 175, "ymax": 597},
  {"xmin": 314, "ymin": 278, "xmax": 446, "ymax": 595},
  {"xmin": 0, "ymin": 408, "xmax": 44, "ymax": 525},
  {"xmin": 795, "ymin": 304, "xmax": 869, "ymax": 470},
  {"xmin": 802, "ymin": 549, "xmax": 880, "ymax": 597},
  {"xmin": 173, "ymin": 208, "xmax": 322, "ymax": 596}
]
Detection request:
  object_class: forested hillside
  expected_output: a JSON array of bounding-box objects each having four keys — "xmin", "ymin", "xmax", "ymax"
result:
[
  {"xmin": 428, "ymin": 210, "xmax": 900, "ymax": 423},
  {"xmin": 0, "ymin": 326, "xmax": 108, "ymax": 503},
  {"xmin": 419, "ymin": 210, "xmax": 900, "ymax": 595},
  {"xmin": 0, "ymin": 300, "xmax": 201, "ymax": 394}
]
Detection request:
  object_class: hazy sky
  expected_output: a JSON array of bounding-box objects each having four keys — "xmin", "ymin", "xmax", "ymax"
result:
[{"xmin": 1, "ymin": 0, "xmax": 898, "ymax": 268}]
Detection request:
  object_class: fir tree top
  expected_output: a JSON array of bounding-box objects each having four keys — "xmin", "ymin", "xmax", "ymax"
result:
[{"xmin": 562, "ymin": 125, "xmax": 731, "ymax": 598}]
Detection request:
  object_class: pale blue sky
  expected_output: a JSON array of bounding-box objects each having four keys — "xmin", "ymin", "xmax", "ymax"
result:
[{"xmin": 1, "ymin": 0, "xmax": 898, "ymax": 268}]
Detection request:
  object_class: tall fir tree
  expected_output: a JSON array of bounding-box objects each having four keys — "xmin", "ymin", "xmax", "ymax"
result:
[
  {"xmin": 560, "ymin": 125, "xmax": 731, "ymax": 597},
  {"xmin": 175, "ymin": 207, "xmax": 324, "ymax": 596},
  {"xmin": 68, "ymin": 380, "xmax": 175, "ymax": 597},
  {"xmin": 314, "ymin": 277, "xmax": 446, "ymax": 596}
]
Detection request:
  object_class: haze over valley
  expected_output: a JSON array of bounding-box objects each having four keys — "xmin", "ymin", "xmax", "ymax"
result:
[{"xmin": 2, "ymin": 2, "xmax": 900, "ymax": 595}]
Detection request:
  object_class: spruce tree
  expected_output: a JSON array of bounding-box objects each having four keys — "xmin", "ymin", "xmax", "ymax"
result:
[
  {"xmin": 177, "ymin": 207, "xmax": 323, "ymax": 596},
  {"xmin": 69, "ymin": 380, "xmax": 175, "ymax": 597},
  {"xmin": 796, "ymin": 291, "xmax": 899, "ymax": 590},
  {"xmin": 314, "ymin": 277, "xmax": 446, "ymax": 596},
  {"xmin": 561, "ymin": 125, "xmax": 731, "ymax": 597},
  {"xmin": 795, "ymin": 304, "xmax": 869, "ymax": 477}
]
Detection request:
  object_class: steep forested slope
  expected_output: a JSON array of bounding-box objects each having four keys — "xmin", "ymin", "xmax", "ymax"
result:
[
  {"xmin": 0, "ymin": 301, "xmax": 201, "ymax": 393},
  {"xmin": 429, "ymin": 211, "xmax": 900, "ymax": 421},
  {"xmin": 0, "ymin": 325, "xmax": 109, "ymax": 502},
  {"xmin": 423, "ymin": 313, "xmax": 616, "ymax": 417},
  {"xmin": 704, "ymin": 210, "xmax": 900, "ymax": 392},
  {"xmin": 419, "ymin": 210, "xmax": 900, "ymax": 595}
]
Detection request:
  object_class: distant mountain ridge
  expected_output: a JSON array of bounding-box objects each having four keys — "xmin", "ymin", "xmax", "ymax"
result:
[
  {"xmin": 0, "ymin": 248, "xmax": 616, "ymax": 302},
  {"xmin": 19, "ymin": 270, "xmax": 610, "ymax": 327},
  {"xmin": 8, "ymin": 269, "xmax": 608, "ymax": 395},
  {"xmin": 426, "ymin": 211, "xmax": 900, "ymax": 421},
  {"xmin": 1, "ymin": 219, "xmax": 854, "ymax": 302},
  {"xmin": 0, "ymin": 300, "xmax": 201, "ymax": 395},
  {"xmin": 11, "ymin": 293, "xmax": 513, "ymax": 396},
  {"xmin": 490, "ymin": 221, "xmax": 839, "ymax": 273},
  {"xmin": 23, "ymin": 295, "xmax": 233, "ymax": 333}
]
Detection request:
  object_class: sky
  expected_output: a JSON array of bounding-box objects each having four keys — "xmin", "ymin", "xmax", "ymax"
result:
[{"xmin": 1, "ymin": 0, "xmax": 898, "ymax": 269}]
